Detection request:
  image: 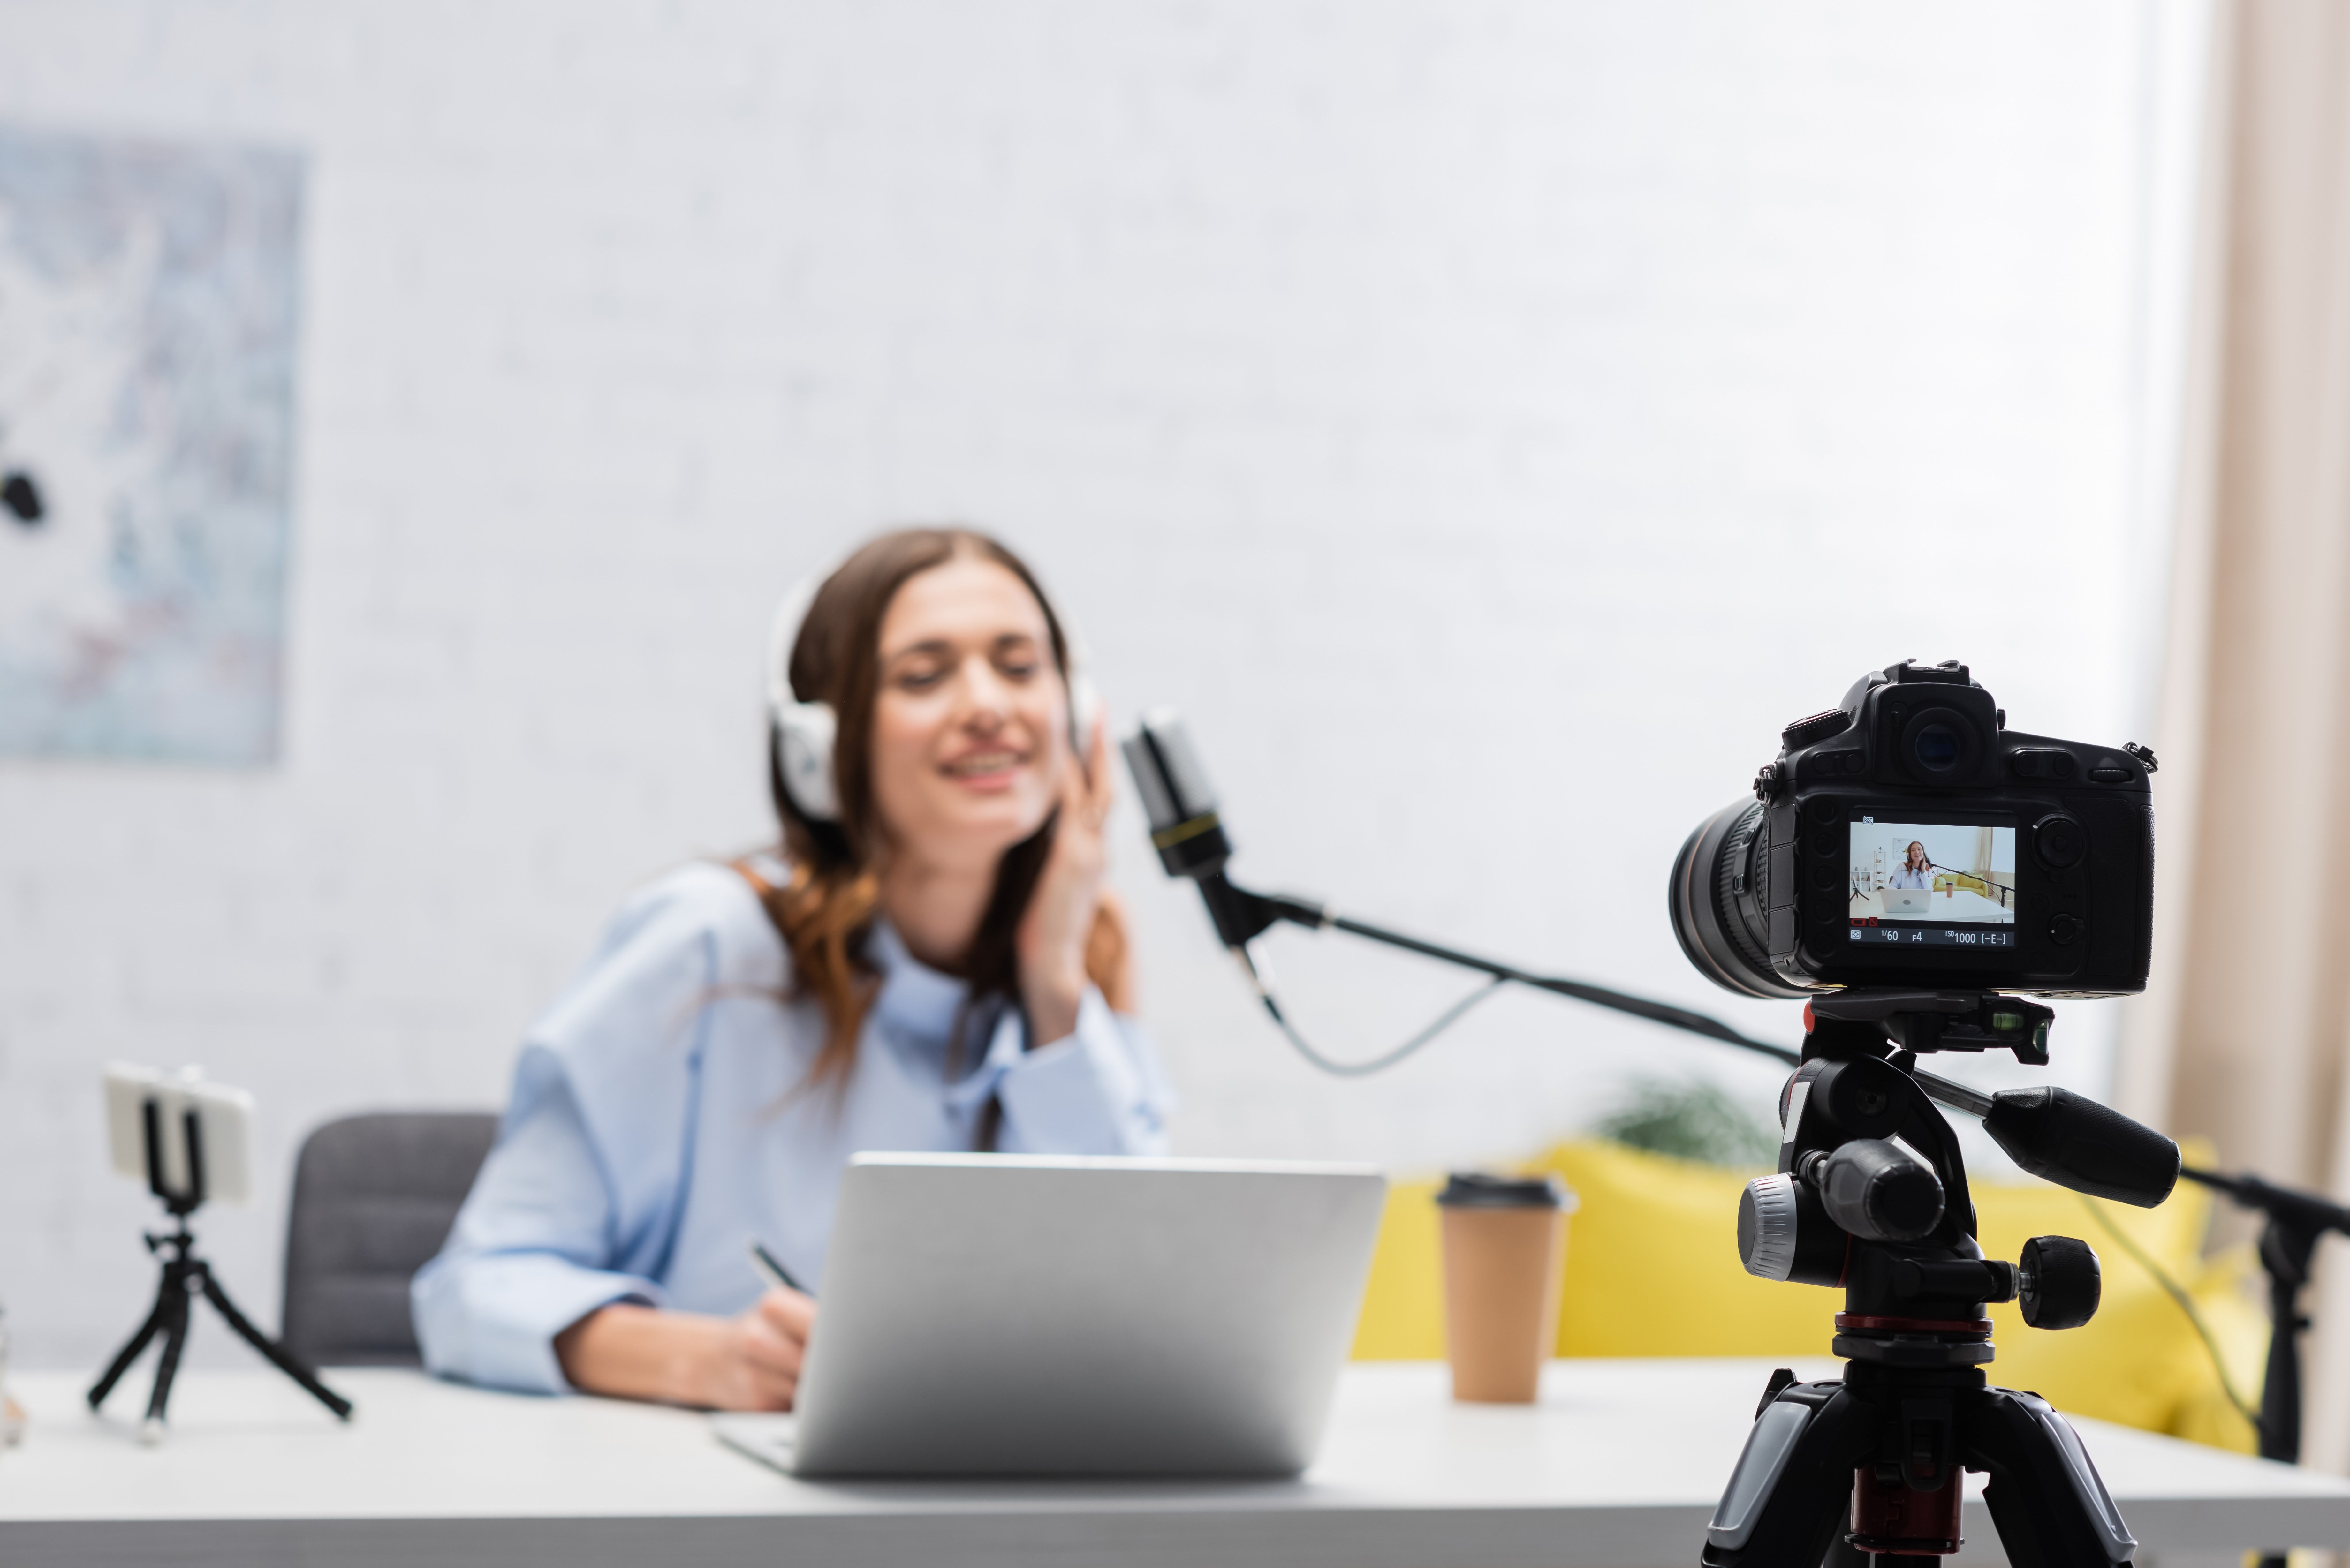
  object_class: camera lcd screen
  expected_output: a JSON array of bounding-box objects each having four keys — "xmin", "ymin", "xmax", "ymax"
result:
[{"xmin": 1847, "ymin": 817, "xmax": 2018, "ymax": 951}]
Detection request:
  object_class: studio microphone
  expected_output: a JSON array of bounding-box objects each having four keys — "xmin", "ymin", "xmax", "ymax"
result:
[{"xmin": 1120, "ymin": 711, "xmax": 1323, "ymax": 961}]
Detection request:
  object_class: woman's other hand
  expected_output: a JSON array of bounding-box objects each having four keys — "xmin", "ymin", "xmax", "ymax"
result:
[
  {"xmin": 1017, "ymin": 716, "xmax": 1115, "ymax": 1043},
  {"xmin": 553, "ymin": 1288, "xmax": 816, "ymax": 1411}
]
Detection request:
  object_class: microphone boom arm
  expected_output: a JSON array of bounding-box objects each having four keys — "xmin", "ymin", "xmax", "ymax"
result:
[{"xmin": 1217, "ymin": 877, "xmax": 1799, "ymax": 1066}]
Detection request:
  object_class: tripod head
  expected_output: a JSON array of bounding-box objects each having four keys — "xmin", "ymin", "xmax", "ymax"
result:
[
  {"xmin": 1741, "ymin": 989, "xmax": 2182, "ymax": 1344},
  {"xmin": 1713, "ymin": 990, "xmax": 2170, "ymax": 1566}
]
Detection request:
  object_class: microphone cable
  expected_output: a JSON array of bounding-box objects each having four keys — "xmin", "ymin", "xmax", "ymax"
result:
[
  {"xmin": 1249, "ymin": 957, "xmax": 1509, "ymax": 1078},
  {"xmin": 1233, "ymin": 929, "xmax": 1799, "ymax": 1078}
]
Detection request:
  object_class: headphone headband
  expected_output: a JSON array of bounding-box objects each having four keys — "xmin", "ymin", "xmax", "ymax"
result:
[{"xmin": 765, "ymin": 550, "xmax": 1099, "ymax": 826}]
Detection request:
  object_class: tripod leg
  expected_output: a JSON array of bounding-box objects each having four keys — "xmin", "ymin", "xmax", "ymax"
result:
[
  {"xmin": 1703, "ymin": 1380, "xmax": 1875, "ymax": 1567},
  {"xmin": 86, "ymin": 1289, "xmax": 171, "ymax": 1411},
  {"xmin": 196, "ymin": 1268, "xmax": 353, "ymax": 1421},
  {"xmin": 140, "ymin": 1272, "xmax": 192, "ymax": 1444},
  {"xmin": 1963, "ymin": 1386, "xmax": 2134, "ymax": 1568}
]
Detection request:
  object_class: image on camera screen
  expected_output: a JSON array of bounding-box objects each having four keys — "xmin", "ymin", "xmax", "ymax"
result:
[{"xmin": 1847, "ymin": 818, "xmax": 2018, "ymax": 949}]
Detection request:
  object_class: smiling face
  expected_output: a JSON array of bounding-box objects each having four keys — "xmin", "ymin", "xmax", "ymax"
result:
[
  {"xmin": 1907, "ymin": 842, "xmax": 1927, "ymax": 870},
  {"xmin": 866, "ymin": 553, "xmax": 1070, "ymax": 874}
]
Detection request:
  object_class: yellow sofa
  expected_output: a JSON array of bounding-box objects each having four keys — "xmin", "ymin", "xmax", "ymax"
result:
[{"xmin": 1351, "ymin": 1138, "xmax": 2266, "ymax": 1452}]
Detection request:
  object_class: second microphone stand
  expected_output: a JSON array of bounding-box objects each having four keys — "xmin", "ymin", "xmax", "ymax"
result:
[{"xmin": 2174, "ymin": 1164, "xmax": 2350, "ymax": 1568}]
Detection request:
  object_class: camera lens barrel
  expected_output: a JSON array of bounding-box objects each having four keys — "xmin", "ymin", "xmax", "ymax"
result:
[{"xmin": 1668, "ymin": 800, "xmax": 1810, "ymax": 1000}]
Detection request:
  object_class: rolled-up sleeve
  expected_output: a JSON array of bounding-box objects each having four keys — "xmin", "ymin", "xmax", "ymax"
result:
[
  {"xmin": 411, "ymin": 1061, "xmax": 662, "ymax": 1395},
  {"xmin": 410, "ymin": 867, "xmax": 743, "ymax": 1396},
  {"xmin": 995, "ymin": 989, "xmax": 1173, "ymax": 1156}
]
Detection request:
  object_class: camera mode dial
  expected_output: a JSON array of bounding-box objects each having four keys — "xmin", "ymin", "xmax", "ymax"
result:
[{"xmin": 1781, "ymin": 709, "xmax": 1852, "ymax": 750}]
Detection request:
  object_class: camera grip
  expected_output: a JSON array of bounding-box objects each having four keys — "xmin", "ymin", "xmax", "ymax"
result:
[{"xmin": 1981, "ymin": 1088, "xmax": 2180, "ymax": 1208}]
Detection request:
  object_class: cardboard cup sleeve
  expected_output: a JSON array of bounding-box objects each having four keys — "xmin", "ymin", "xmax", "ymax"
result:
[{"xmin": 1437, "ymin": 1172, "xmax": 1576, "ymax": 1404}]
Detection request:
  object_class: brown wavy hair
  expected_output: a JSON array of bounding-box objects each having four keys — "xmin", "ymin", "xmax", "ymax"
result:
[{"xmin": 749, "ymin": 528, "xmax": 1131, "ymax": 1089}]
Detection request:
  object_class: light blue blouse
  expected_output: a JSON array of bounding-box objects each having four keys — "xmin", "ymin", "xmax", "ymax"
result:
[{"xmin": 411, "ymin": 860, "xmax": 1173, "ymax": 1395}]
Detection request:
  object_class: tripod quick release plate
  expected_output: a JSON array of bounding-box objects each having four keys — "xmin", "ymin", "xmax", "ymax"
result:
[{"xmin": 1807, "ymin": 990, "xmax": 2052, "ymax": 1065}]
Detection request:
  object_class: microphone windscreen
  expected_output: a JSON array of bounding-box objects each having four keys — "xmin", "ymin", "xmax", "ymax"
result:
[{"xmin": 1121, "ymin": 710, "xmax": 1217, "ymax": 831}]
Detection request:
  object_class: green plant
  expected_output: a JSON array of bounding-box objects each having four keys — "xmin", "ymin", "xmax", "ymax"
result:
[{"xmin": 1595, "ymin": 1077, "xmax": 1778, "ymax": 1169}]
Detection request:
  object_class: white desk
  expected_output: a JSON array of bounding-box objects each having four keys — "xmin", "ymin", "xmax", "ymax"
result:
[{"xmin": 3, "ymin": 1360, "xmax": 2346, "ymax": 1567}]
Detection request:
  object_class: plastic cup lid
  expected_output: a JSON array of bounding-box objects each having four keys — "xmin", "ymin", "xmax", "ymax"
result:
[{"xmin": 1436, "ymin": 1171, "xmax": 1576, "ymax": 1210}]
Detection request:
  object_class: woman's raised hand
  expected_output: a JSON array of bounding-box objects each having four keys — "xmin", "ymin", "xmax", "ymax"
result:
[{"xmin": 1016, "ymin": 714, "xmax": 1115, "ymax": 1045}]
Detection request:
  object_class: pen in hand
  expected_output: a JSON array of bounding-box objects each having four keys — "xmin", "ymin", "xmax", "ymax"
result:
[{"xmin": 747, "ymin": 1237, "xmax": 814, "ymax": 1300}]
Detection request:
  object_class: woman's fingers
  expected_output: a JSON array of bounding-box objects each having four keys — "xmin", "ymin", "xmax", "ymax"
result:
[
  {"xmin": 729, "ymin": 1288, "xmax": 815, "ymax": 1395},
  {"xmin": 724, "ymin": 1361, "xmax": 798, "ymax": 1412},
  {"xmin": 741, "ymin": 1326, "xmax": 807, "ymax": 1379},
  {"xmin": 756, "ymin": 1286, "xmax": 816, "ymax": 1343},
  {"xmin": 1082, "ymin": 713, "xmax": 1115, "ymax": 823}
]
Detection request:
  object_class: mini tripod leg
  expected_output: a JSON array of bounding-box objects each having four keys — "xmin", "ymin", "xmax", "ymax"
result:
[
  {"xmin": 1702, "ymin": 1380, "xmax": 1876, "ymax": 1567},
  {"xmin": 140, "ymin": 1269, "xmax": 193, "ymax": 1444},
  {"xmin": 86, "ymin": 1288, "xmax": 170, "ymax": 1411},
  {"xmin": 1964, "ymin": 1386, "xmax": 2134, "ymax": 1568},
  {"xmin": 194, "ymin": 1266, "xmax": 352, "ymax": 1420}
]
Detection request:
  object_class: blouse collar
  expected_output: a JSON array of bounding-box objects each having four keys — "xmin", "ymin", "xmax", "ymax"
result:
[
  {"xmin": 862, "ymin": 916, "xmax": 1022, "ymax": 1109},
  {"xmin": 865, "ymin": 917, "xmax": 978, "ymax": 1047}
]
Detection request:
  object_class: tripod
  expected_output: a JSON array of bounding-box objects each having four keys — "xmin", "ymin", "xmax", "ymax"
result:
[
  {"xmin": 1703, "ymin": 991, "xmax": 2181, "ymax": 1567},
  {"xmin": 87, "ymin": 1098, "xmax": 352, "ymax": 1442}
]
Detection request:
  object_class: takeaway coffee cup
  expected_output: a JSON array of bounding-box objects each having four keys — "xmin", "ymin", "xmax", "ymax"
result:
[{"xmin": 1436, "ymin": 1172, "xmax": 1576, "ymax": 1403}]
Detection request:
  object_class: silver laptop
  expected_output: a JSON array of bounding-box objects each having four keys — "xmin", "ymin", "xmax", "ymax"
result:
[
  {"xmin": 713, "ymin": 1153, "xmax": 1386, "ymax": 1478},
  {"xmin": 1882, "ymin": 886, "xmax": 1933, "ymax": 916}
]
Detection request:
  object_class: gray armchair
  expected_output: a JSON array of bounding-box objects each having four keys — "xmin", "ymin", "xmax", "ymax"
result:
[{"xmin": 279, "ymin": 1112, "xmax": 500, "ymax": 1367}]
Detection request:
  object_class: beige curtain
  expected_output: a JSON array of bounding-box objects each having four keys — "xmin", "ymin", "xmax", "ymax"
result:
[{"xmin": 2117, "ymin": 0, "xmax": 2350, "ymax": 1475}]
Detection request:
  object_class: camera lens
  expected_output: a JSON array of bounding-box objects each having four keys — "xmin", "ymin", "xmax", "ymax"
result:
[
  {"xmin": 1668, "ymin": 800, "xmax": 1813, "ymax": 1000},
  {"xmin": 1913, "ymin": 724, "xmax": 1961, "ymax": 771}
]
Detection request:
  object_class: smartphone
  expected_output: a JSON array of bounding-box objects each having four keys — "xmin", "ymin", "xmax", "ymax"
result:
[{"xmin": 104, "ymin": 1064, "xmax": 254, "ymax": 1207}]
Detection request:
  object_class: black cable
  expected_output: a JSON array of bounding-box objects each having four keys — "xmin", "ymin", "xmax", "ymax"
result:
[
  {"xmin": 1256, "ymin": 973, "xmax": 1510, "ymax": 1078},
  {"xmin": 2073, "ymin": 1192, "xmax": 2260, "ymax": 1433}
]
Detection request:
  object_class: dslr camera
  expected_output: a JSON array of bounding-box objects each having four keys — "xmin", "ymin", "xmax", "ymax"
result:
[
  {"xmin": 1672, "ymin": 662, "xmax": 2175, "ymax": 1564},
  {"xmin": 1671, "ymin": 659, "xmax": 2154, "ymax": 1011}
]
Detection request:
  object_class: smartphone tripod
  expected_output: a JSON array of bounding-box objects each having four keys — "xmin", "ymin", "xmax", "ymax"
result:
[
  {"xmin": 1704, "ymin": 991, "xmax": 2182, "ymax": 1567},
  {"xmin": 88, "ymin": 1097, "xmax": 351, "ymax": 1442}
]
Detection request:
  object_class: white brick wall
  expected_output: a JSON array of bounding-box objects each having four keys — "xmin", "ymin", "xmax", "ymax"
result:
[{"xmin": 0, "ymin": 0, "xmax": 2191, "ymax": 1367}]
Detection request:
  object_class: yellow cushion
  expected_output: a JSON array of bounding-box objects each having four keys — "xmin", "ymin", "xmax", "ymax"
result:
[{"xmin": 1350, "ymin": 1137, "xmax": 2261, "ymax": 1452}]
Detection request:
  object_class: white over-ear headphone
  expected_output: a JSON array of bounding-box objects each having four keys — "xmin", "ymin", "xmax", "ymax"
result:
[{"xmin": 765, "ymin": 562, "xmax": 1103, "ymax": 825}]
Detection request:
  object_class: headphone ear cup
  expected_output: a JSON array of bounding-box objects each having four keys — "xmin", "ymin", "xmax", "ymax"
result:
[
  {"xmin": 776, "ymin": 701, "xmax": 840, "ymax": 822},
  {"xmin": 1067, "ymin": 671, "xmax": 1103, "ymax": 758}
]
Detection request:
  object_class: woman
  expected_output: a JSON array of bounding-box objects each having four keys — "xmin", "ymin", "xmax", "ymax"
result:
[
  {"xmin": 412, "ymin": 528, "xmax": 1170, "ymax": 1409},
  {"xmin": 1886, "ymin": 841, "xmax": 1933, "ymax": 891}
]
